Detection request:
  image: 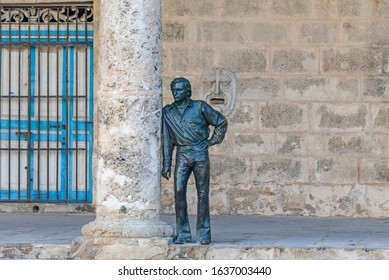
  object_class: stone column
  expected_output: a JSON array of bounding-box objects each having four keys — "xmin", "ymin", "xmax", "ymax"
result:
[{"xmin": 82, "ymin": 0, "xmax": 173, "ymax": 239}]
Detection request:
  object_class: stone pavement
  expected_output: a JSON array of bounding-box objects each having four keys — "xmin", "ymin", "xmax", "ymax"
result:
[{"xmin": 1, "ymin": 213, "xmax": 389, "ymax": 259}]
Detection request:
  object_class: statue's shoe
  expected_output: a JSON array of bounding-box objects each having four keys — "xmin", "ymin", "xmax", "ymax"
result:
[
  {"xmin": 198, "ymin": 238, "xmax": 211, "ymax": 245},
  {"xmin": 174, "ymin": 236, "xmax": 191, "ymax": 244}
]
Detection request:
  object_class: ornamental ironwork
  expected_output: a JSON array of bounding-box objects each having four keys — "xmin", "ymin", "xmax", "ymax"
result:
[{"xmin": 0, "ymin": 5, "xmax": 93, "ymax": 23}]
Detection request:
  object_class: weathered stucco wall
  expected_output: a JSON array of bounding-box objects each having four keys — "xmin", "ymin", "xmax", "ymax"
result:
[
  {"xmin": 3, "ymin": 0, "xmax": 389, "ymax": 218},
  {"xmin": 161, "ymin": 0, "xmax": 389, "ymax": 217}
]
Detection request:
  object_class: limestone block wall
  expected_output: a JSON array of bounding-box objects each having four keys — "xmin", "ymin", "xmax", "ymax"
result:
[{"xmin": 161, "ymin": 0, "xmax": 389, "ymax": 217}]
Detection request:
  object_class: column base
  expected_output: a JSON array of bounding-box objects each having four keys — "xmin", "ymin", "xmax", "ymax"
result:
[
  {"xmin": 72, "ymin": 236, "xmax": 173, "ymax": 259},
  {"xmin": 81, "ymin": 218, "xmax": 174, "ymax": 238}
]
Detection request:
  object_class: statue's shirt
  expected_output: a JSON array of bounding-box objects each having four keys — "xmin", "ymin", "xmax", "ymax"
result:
[{"xmin": 162, "ymin": 99, "xmax": 227, "ymax": 168}]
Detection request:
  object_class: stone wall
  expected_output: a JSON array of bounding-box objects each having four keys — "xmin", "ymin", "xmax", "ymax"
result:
[{"xmin": 161, "ymin": 0, "xmax": 389, "ymax": 217}]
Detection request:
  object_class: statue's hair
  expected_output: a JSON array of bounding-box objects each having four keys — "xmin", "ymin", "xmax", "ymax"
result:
[{"xmin": 170, "ymin": 77, "xmax": 192, "ymax": 98}]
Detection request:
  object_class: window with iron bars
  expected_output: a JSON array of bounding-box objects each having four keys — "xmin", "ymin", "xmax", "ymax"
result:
[{"xmin": 0, "ymin": 3, "xmax": 94, "ymax": 203}]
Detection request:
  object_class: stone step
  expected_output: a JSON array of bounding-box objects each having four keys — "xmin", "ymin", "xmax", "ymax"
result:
[{"xmin": 1, "ymin": 213, "xmax": 389, "ymax": 259}]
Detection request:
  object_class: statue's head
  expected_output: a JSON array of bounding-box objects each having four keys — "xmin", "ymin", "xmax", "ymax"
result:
[{"xmin": 171, "ymin": 77, "xmax": 192, "ymax": 99}]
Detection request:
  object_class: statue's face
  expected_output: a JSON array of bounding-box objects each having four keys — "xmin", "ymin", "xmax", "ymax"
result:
[{"xmin": 171, "ymin": 81, "xmax": 188, "ymax": 102}]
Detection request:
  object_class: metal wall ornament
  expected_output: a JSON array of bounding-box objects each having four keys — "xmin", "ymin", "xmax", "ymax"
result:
[{"xmin": 200, "ymin": 68, "xmax": 237, "ymax": 116}]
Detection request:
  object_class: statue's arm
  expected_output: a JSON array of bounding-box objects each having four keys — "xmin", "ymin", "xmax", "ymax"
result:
[
  {"xmin": 162, "ymin": 115, "xmax": 174, "ymax": 179},
  {"xmin": 200, "ymin": 102, "xmax": 228, "ymax": 148}
]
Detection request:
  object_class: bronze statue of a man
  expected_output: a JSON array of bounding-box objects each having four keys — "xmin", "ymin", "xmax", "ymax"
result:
[{"xmin": 162, "ymin": 77, "xmax": 228, "ymax": 245}]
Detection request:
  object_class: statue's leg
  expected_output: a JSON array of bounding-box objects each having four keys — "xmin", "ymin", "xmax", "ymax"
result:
[
  {"xmin": 174, "ymin": 152, "xmax": 192, "ymax": 242},
  {"xmin": 193, "ymin": 152, "xmax": 211, "ymax": 244}
]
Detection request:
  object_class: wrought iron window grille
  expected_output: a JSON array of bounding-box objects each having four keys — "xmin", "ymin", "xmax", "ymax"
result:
[{"xmin": 0, "ymin": 3, "xmax": 94, "ymax": 203}]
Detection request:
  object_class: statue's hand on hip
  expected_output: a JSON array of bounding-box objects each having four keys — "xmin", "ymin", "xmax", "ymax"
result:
[{"xmin": 199, "ymin": 139, "xmax": 216, "ymax": 150}]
